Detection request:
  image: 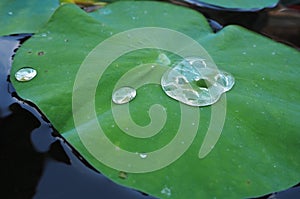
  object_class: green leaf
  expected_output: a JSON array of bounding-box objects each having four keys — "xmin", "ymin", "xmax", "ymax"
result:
[
  {"xmin": 0, "ymin": 0, "xmax": 59, "ymax": 36},
  {"xmin": 11, "ymin": 2, "xmax": 300, "ymax": 199},
  {"xmin": 180, "ymin": 0, "xmax": 279, "ymax": 10}
]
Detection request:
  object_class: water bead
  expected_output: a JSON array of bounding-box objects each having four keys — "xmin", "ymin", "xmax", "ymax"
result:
[
  {"xmin": 112, "ymin": 86, "xmax": 136, "ymax": 104},
  {"xmin": 15, "ymin": 67, "xmax": 37, "ymax": 82},
  {"xmin": 161, "ymin": 57, "xmax": 234, "ymax": 106}
]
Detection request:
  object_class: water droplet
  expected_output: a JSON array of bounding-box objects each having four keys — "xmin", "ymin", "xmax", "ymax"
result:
[
  {"xmin": 272, "ymin": 52, "xmax": 276, "ymax": 55},
  {"xmin": 41, "ymin": 33, "xmax": 47, "ymax": 37},
  {"xmin": 8, "ymin": 11, "xmax": 13, "ymax": 15},
  {"xmin": 15, "ymin": 67, "xmax": 37, "ymax": 82},
  {"xmin": 242, "ymin": 52, "xmax": 247, "ymax": 55},
  {"xmin": 253, "ymin": 44, "xmax": 256, "ymax": 48},
  {"xmin": 112, "ymin": 87, "xmax": 136, "ymax": 104},
  {"xmin": 161, "ymin": 57, "xmax": 235, "ymax": 106},
  {"xmin": 161, "ymin": 187, "xmax": 171, "ymax": 196},
  {"xmin": 143, "ymin": 10, "xmax": 148, "ymax": 14},
  {"xmin": 37, "ymin": 51, "xmax": 44, "ymax": 56},
  {"xmin": 132, "ymin": 16, "xmax": 136, "ymax": 20},
  {"xmin": 139, "ymin": 153, "xmax": 147, "ymax": 159},
  {"xmin": 157, "ymin": 53, "xmax": 171, "ymax": 66},
  {"xmin": 118, "ymin": 171, "xmax": 127, "ymax": 179}
]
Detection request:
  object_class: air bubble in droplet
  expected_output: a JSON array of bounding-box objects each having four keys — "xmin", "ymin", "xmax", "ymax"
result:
[
  {"xmin": 139, "ymin": 153, "xmax": 147, "ymax": 159},
  {"xmin": 161, "ymin": 57, "xmax": 235, "ymax": 106},
  {"xmin": 8, "ymin": 11, "xmax": 13, "ymax": 15},
  {"xmin": 112, "ymin": 87, "xmax": 136, "ymax": 104},
  {"xmin": 15, "ymin": 67, "xmax": 37, "ymax": 82}
]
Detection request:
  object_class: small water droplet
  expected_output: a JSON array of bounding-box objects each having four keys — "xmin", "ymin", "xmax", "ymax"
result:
[
  {"xmin": 139, "ymin": 153, "xmax": 147, "ymax": 159},
  {"xmin": 272, "ymin": 52, "xmax": 276, "ymax": 55},
  {"xmin": 8, "ymin": 11, "xmax": 13, "ymax": 15},
  {"xmin": 109, "ymin": 32, "xmax": 113, "ymax": 35},
  {"xmin": 15, "ymin": 67, "xmax": 37, "ymax": 82},
  {"xmin": 242, "ymin": 52, "xmax": 247, "ymax": 55},
  {"xmin": 161, "ymin": 187, "xmax": 171, "ymax": 197},
  {"xmin": 253, "ymin": 44, "xmax": 256, "ymax": 48},
  {"xmin": 161, "ymin": 57, "xmax": 235, "ymax": 107},
  {"xmin": 143, "ymin": 10, "xmax": 148, "ymax": 14},
  {"xmin": 118, "ymin": 171, "xmax": 127, "ymax": 179},
  {"xmin": 132, "ymin": 16, "xmax": 136, "ymax": 20},
  {"xmin": 157, "ymin": 53, "xmax": 171, "ymax": 66},
  {"xmin": 112, "ymin": 87, "xmax": 136, "ymax": 104},
  {"xmin": 37, "ymin": 51, "xmax": 44, "ymax": 56},
  {"xmin": 262, "ymin": 77, "xmax": 265, "ymax": 80},
  {"xmin": 41, "ymin": 33, "xmax": 47, "ymax": 37}
]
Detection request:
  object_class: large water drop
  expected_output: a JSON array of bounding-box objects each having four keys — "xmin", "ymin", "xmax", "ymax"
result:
[{"xmin": 161, "ymin": 57, "xmax": 234, "ymax": 106}]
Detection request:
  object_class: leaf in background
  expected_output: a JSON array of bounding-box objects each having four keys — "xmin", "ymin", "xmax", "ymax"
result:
[
  {"xmin": 11, "ymin": 1, "xmax": 300, "ymax": 199},
  {"xmin": 180, "ymin": 0, "xmax": 279, "ymax": 10},
  {"xmin": 0, "ymin": 0, "xmax": 59, "ymax": 36}
]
